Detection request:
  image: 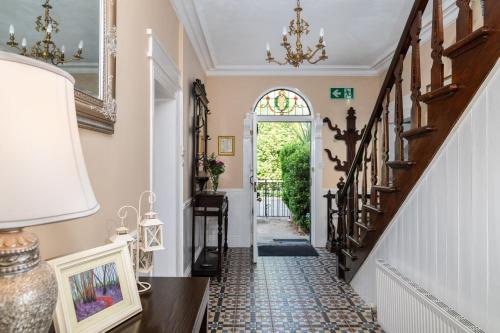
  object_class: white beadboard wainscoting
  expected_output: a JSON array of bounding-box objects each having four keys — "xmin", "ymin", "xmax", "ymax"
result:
[
  {"xmin": 351, "ymin": 60, "xmax": 500, "ymax": 332},
  {"xmin": 182, "ymin": 186, "xmax": 332, "ymax": 275}
]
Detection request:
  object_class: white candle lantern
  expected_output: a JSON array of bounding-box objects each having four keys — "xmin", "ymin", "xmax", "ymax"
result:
[
  {"xmin": 137, "ymin": 249, "xmax": 153, "ymax": 274},
  {"xmin": 140, "ymin": 211, "xmax": 164, "ymax": 252},
  {"xmin": 109, "ymin": 214, "xmax": 136, "ymax": 266},
  {"xmin": 112, "ymin": 191, "xmax": 164, "ymax": 294}
]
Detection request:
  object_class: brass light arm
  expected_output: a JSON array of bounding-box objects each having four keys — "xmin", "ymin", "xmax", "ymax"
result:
[
  {"xmin": 5, "ymin": 0, "xmax": 83, "ymax": 66},
  {"xmin": 264, "ymin": 0, "xmax": 328, "ymax": 67}
]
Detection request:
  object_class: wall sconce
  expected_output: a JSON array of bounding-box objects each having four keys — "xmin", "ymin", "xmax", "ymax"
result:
[{"xmin": 112, "ymin": 191, "xmax": 164, "ymax": 293}]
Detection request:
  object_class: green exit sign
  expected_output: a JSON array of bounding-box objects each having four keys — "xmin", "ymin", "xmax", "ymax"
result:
[{"xmin": 330, "ymin": 88, "xmax": 354, "ymax": 100}]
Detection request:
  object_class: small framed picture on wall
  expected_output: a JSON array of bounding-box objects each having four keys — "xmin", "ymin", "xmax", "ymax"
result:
[{"xmin": 218, "ymin": 136, "xmax": 235, "ymax": 156}]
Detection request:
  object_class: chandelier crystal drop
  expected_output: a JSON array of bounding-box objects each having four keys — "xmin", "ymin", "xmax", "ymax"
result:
[
  {"xmin": 265, "ymin": 0, "xmax": 328, "ymax": 67},
  {"xmin": 6, "ymin": 0, "xmax": 84, "ymax": 66}
]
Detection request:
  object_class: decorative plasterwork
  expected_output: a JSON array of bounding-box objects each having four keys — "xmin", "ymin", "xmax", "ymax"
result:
[{"xmin": 172, "ymin": 0, "xmax": 459, "ymax": 77}]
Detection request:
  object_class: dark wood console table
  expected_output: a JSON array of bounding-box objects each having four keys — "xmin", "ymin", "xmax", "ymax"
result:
[
  {"xmin": 50, "ymin": 277, "xmax": 209, "ymax": 333},
  {"xmin": 192, "ymin": 191, "xmax": 228, "ymax": 278}
]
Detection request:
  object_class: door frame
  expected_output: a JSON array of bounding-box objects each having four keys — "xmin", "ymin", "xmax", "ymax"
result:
[
  {"xmin": 244, "ymin": 87, "xmax": 324, "ymax": 263},
  {"xmin": 147, "ymin": 29, "xmax": 184, "ymax": 276}
]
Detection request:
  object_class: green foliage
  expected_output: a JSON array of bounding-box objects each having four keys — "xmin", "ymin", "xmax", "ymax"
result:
[
  {"xmin": 256, "ymin": 122, "xmax": 309, "ymax": 180},
  {"xmin": 279, "ymin": 140, "xmax": 311, "ymax": 232}
]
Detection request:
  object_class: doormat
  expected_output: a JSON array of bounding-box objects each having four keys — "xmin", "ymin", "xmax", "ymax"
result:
[
  {"xmin": 258, "ymin": 244, "xmax": 318, "ymax": 257},
  {"xmin": 272, "ymin": 238, "xmax": 309, "ymax": 243}
]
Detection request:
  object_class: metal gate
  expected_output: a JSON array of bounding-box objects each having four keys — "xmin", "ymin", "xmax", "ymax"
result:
[{"xmin": 256, "ymin": 179, "xmax": 291, "ymax": 217}]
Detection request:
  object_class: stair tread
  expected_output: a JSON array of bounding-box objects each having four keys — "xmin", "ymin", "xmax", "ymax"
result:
[
  {"xmin": 443, "ymin": 27, "xmax": 492, "ymax": 59},
  {"xmin": 355, "ymin": 221, "xmax": 376, "ymax": 231},
  {"xmin": 363, "ymin": 204, "xmax": 383, "ymax": 214},
  {"xmin": 342, "ymin": 247, "xmax": 359, "ymax": 261},
  {"xmin": 338, "ymin": 263, "xmax": 350, "ymax": 272},
  {"xmin": 387, "ymin": 160, "xmax": 415, "ymax": 169},
  {"xmin": 402, "ymin": 126, "xmax": 436, "ymax": 139},
  {"xmin": 421, "ymin": 84, "xmax": 459, "ymax": 104},
  {"xmin": 372, "ymin": 185, "xmax": 398, "ymax": 193}
]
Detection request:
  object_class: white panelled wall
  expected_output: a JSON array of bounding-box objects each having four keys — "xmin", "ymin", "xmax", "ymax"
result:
[{"xmin": 351, "ymin": 60, "xmax": 500, "ymax": 332}]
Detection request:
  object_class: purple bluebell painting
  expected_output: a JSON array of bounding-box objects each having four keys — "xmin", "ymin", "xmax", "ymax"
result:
[{"xmin": 69, "ymin": 262, "xmax": 123, "ymax": 322}]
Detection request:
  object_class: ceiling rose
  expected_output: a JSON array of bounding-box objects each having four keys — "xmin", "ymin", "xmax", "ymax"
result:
[{"xmin": 265, "ymin": 0, "xmax": 328, "ymax": 67}]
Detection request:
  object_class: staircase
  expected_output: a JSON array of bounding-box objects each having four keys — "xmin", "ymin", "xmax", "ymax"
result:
[{"xmin": 331, "ymin": 0, "xmax": 500, "ymax": 282}]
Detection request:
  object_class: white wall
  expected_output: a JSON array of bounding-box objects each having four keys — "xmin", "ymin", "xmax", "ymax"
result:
[{"xmin": 351, "ymin": 60, "xmax": 500, "ymax": 332}]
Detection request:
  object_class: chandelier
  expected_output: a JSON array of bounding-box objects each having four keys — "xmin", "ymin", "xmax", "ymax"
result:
[
  {"xmin": 6, "ymin": 0, "xmax": 83, "ymax": 66},
  {"xmin": 265, "ymin": 0, "xmax": 327, "ymax": 67}
]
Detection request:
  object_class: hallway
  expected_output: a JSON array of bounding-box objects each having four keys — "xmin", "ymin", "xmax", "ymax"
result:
[{"xmin": 209, "ymin": 248, "xmax": 382, "ymax": 332}]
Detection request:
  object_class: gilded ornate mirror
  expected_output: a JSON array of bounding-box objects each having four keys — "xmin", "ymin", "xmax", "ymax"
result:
[{"xmin": 0, "ymin": 0, "xmax": 117, "ymax": 134}]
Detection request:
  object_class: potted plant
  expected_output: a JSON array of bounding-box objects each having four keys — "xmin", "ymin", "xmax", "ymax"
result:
[{"xmin": 205, "ymin": 153, "xmax": 225, "ymax": 193}]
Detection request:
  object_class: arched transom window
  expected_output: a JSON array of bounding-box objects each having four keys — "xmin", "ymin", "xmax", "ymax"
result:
[{"xmin": 255, "ymin": 89, "xmax": 311, "ymax": 116}]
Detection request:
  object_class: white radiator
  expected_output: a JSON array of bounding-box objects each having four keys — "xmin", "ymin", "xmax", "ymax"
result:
[{"xmin": 375, "ymin": 260, "xmax": 484, "ymax": 333}]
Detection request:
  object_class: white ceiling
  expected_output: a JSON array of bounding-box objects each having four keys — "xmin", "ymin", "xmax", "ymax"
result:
[
  {"xmin": 0, "ymin": 0, "xmax": 99, "ymax": 65},
  {"xmin": 172, "ymin": 0, "xmax": 458, "ymax": 76}
]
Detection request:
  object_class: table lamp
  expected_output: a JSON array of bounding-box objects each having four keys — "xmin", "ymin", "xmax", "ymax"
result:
[{"xmin": 0, "ymin": 52, "xmax": 99, "ymax": 332}]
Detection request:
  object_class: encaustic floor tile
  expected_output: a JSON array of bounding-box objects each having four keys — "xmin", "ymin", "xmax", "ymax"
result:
[{"xmin": 208, "ymin": 248, "xmax": 383, "ymax": 333}]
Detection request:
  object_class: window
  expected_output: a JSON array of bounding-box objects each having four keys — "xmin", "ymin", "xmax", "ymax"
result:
[{"xmin": 255, "ymin": 89, "xmax": 311, "ymax": 116}]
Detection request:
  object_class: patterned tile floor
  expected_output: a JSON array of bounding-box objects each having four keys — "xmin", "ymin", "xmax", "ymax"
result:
[{"xmin": 208, "ymin": 248, "xmax": 383, "ymax": 333}]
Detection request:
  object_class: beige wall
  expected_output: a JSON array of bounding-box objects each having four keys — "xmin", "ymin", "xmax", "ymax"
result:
[
  {"xmin": 29, "ymin": 0, "xmax": 203, "ymax": 261},
  {"xmin": 206, "ymin": 76, "xmax": 382, "ymax": 189}
]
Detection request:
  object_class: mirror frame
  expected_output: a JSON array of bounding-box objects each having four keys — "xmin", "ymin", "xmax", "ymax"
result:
[{"xmin": 75, "ymin": 0, "xmax": 117, "ymax": 134}]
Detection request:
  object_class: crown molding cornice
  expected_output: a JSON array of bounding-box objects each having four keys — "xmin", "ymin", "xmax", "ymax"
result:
[
  {"xmin": 173, "ymin": 0, "xmax": 459, "ymax": 77},
  {"xmin": 170, "ymin": 0, "xmax": 215, "ymax": 72},
  {"xmin": 206, "ymin": 65, "xmax": 380, "ymax": 77}
]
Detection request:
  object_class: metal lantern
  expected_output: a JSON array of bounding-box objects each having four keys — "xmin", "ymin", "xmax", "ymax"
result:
[
  {"xmin": 140, "ymin": 211, "xmax": 164, "ymax": 252},
  {"xmin": 137, "ymin": 248, "xmax": 153, "ymax": 274},
  {"xmin": 109, "ymin": 225, "xmax": 136, "ymax": 265}
]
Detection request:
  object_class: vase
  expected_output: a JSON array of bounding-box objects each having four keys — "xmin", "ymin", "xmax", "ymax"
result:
[{"xmin": 211, "ymin": 175, "xmax": 219, "ymax": 193}]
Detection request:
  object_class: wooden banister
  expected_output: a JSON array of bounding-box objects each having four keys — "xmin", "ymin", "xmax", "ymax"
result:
[
  {"xmin": 332, "ymin": 0, "xmax": 500, "ymax": 282},
  {"xmin": 338, "ymin": 0, "xmax": 430, "ymax": 201}
]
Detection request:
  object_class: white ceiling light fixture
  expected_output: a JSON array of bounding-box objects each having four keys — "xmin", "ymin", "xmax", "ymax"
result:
[{"xmin": 265, "ymin": 0, "xmax": 327, "ymax": 67}]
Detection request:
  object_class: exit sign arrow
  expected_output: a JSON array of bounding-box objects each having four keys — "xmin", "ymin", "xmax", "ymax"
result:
[{"xmin": 330, "ymin": 88, "xmax": 354, "ymax": 100}]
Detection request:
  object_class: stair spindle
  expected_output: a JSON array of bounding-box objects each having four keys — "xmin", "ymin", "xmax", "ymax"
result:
[
  {"xmin": 370, "ymin": 119, "xmax": 379, "ymax": 205},
  {"xmin": 361, "ymin": 148, "xmax": 368, "ymax": 228},
  {"xmin": 381, "ymin": 89, "xmax": 391, "ymax": 186},
  {"xmin": 431, "ymin": 0, "xmax": 445, "ymax": 90},
  {"xmin": 410, "ymin": 11, "xmax": 423, "ymax": 128},
  {"xmin": 484, "ymin": 0, "xmax": 496, "ymax": 26},
  {"xmin": 394, "ymin": 55, "xmax": 405, "ymax": 161},
  {"xmin": 353, "ymin": 163, "xmax": 361, "ymax": 233},
  {"xmin": 345, "ymin": 183, "xmax": 353, "ymax": 250},
  {"xmin": 456, "ymin": 0, "xmax": 473, "ymax": 40}
]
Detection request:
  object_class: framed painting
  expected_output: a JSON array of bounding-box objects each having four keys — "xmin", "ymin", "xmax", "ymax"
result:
[
  {"xmin": 49, "ymin": 242, "xmax": 141, "ymax": 333},
  {"xmin": 218, "ymin": 136, "xmax": 235, "ymax": 156}
]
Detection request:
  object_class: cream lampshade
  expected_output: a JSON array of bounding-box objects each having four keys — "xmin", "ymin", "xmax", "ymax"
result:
[{"xmin": 0, "ymin": 51, "xmax": 99, "ymax": 332}]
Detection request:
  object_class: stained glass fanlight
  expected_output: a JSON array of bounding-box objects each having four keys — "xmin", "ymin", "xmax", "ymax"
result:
[{"xmin": 255, "ymin": 89, "xmax": 311, "ymax": 116}]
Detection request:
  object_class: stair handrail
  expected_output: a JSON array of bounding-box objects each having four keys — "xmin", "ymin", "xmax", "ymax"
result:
[{"xmin": 337, "ymin": 0, "xmax": 430, "ymax": 201}]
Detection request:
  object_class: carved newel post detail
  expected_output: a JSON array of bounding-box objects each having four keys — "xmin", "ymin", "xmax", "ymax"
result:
[{"xmin": 323, "ymin": 107, "xmax": 364, "ymax": 252}]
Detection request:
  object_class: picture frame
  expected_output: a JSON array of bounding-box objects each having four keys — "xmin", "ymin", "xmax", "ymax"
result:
[
  {"xmin": 49, "ymin": 242, "xmax": 142, "ymax": 333},
  {"xmin": 218, "ymin": 136, "xmax": 235, "ymax": 156}
]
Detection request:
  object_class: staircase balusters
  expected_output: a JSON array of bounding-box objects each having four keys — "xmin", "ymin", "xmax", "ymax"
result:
[
  {"xmin": 332, "ymin": 0, "xmax": 498, "ymax": 283},
  {"xmin": 410, "ymin": 11, "xmax": 423, "ymax": 128},
  {"xmin": 352, "ymin": 163, "xmax": 361, "ymax": 243},
  {"xmin": 394, "ymin": 55, "xmax": 405, "ymax": 161},
  {"xmin": 456, "ymin": 0, "xmax": 473, "ymax": 40},
  {"xmin": 381, "ymin": 90, "xmax": 391, "ymax": 187},
  {"xmin": 431, "ymin": 0, "xmax": 445, "ymax": 90},
  {"xmin": 361, "ymin": 145, "xmax": 369, "ymax": 228},
  {"xmin": 370, "ymin": 119, "xmax": 379, "ymax": 204},
  {"xmin": 484, "ymin": 0, "xmax": 497, "ymax": 26},
  {"xmin": 345, "ymin": 182, "xmax": 353, "ymax": 251}
]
